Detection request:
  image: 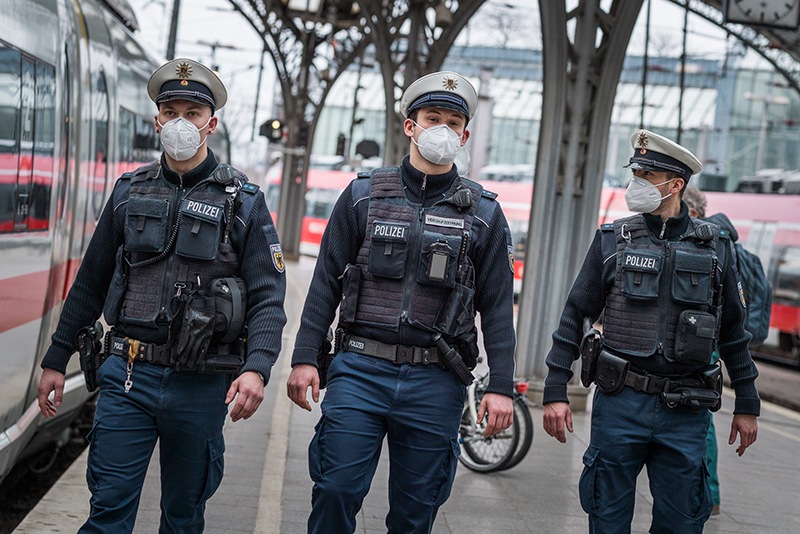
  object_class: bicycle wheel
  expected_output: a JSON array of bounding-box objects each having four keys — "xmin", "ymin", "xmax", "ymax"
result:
[
  {"xmin": 497, "ymin": 395, "xmax": 534, "ymax": 471},
  {"xmin": 457, "ymin": 394, "xmax": 519, "ymax": 473}
]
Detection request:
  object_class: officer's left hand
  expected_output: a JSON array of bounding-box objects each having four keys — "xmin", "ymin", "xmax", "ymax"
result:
[
  {"xmin": 226, "ymin": 371, "xmax": 265, "ymax": 422},
  {"xmin": 729, "ymin": 414, "xmax": 758, "ymax": 456},
  {"xmin": 477, "ymin": 393, "xmax": 513, "ymax": 437}
]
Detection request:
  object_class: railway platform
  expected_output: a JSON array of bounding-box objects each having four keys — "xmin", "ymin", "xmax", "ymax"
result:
[{"xmin": 15, "ymin": 257, "xmax": 800, "ymax": 534}]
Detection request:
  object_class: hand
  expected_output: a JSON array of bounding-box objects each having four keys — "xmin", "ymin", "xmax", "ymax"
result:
[
  {"xmin": 543, "ymin": 401, "xmax": 573, "ymax": 443},
  {"xmin": 225, "ymin": 371, "xmax": 264, "ymax": 422},
  {"xmin": 287, "ymin": 364, "xmax": 320, "ymax": 411},
  {"xmin": 476, "ymin": 392, "xmax": 513, "ymax": 437},
  {"xmin": 729, "ymin": 414, "xmax": 758, "ymax": 456},
  {"xmin": 38, "ymin": 368, "xmax": 65, "ymax": 418}
]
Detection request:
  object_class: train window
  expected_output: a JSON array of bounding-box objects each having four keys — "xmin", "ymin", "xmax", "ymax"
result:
[
  {"xmin": 774, "ymin": 246, "xmax": 800, "ymax": 305},
  {"xmin": 118, "ymin": 108, "xmax": 159, "ymax": 172},
  {"xmin": 0, "ymin": 44, "xmax": 21, "ymax": 232},
  {"xmin": 30, "ymin": 62, "xmax": 55, "ymax": 230},
  {"xmin": 92, "ymin": 70, "xmax": 109, "ymax": 220},
  {"xmin": 15, "ymin": 58, "xmax": 35, "ymax": 230},
  {"xmin": 305, "ymin": 188, "xmax": 340, "ymax": 219}
]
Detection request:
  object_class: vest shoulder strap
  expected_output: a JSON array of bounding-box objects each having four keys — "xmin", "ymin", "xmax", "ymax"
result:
[
  {"xmin": 600, "ymin": 223, "xmax": 616, "ymax": 261},
  {"xmin": 130, "ymin": 161, "xmax": 161, "ymax": 184}
]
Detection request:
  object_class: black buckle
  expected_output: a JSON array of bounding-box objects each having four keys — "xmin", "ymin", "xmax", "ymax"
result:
[{"xmin": 395, "ymin": 345, "xmax": 414, "ymax": 365}]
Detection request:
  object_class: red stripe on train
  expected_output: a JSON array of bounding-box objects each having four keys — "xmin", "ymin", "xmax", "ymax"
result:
[{"xmin": 0, "ymin": 259, "xmax": 78, "ymax": 334}]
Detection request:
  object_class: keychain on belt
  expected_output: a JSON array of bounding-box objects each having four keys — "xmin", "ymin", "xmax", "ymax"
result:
[{"xmin": 125, "ymin": 339, "xmax": 139, "ymax": 393}]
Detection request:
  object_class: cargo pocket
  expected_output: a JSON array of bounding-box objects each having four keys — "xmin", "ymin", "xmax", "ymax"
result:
[
  {"xmin": 579, "ymin": 445, "xmax": 600, "ymax": 515},
  {"xmin": 368, "ymin": 221, "xmax": 409, "ymax": 278},
  {"xmin": 692, "ymin": 458, "xmax": 713, "ymax": 523},
  {"xmin": 432, "ymin": 439, "xmax": 460, "ymax": 506},
  {"xmin": 125, "ymin": 196, "xmax": 169, "ymax": 253},
  {"xmin": 198, "ymin": 433, "xmax": 226, "ymax": 505},
  {"xmin": 308, "ymin": 414, "xmax": 327, "ymax": 483},
  {"xmin": 84, "ymin": 417, "xmax": 103, "ymax": 493},
  {"xmin": 674, "ymin": 310, "xmax": 716, "ymax": 363},
  {"xmin": 176, "ymin": 201, "xmax": 224, "ymax": 260},
  {"xmin": 621, "ymin": 249, "xmax": 660, "ymax": 300},
  {"xmin": 672, "ymin": 250, "xmax": 714, "ymax": 305}
]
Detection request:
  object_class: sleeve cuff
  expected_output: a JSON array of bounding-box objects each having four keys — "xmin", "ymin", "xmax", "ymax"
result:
[
  {"xmin": 542, "ymin": 384, "xmax": 569, "ymax": 405},
  {"xmin": 291, "ymin": 347, "xmax": 320, "ymax": 368},
  {"xmin": 733, "ymin": 396, "xmax": 760, "ymax": 416},
  {"xmin": 41, "ymin": 345, "xmax": 74, "ymax": 374}
]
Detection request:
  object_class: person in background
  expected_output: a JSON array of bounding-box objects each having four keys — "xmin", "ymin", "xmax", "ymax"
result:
[
  {"xmin": 542, "ymin": 130, "xmax": 758, "ymax": 532},
  {"xmin": 287, "ymin": 71, "xmax": 516, "ymax": 533},
  {"xmin": 37, "ymin": 58, "xmax": 287, "ymax": 533},
  {"xmin": 684, "ymin": 185, "xmax": 721, "ymax": 516}
]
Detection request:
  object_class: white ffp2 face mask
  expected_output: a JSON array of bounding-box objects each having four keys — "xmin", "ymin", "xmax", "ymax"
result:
[
  {"xmin": 158, "ymin": 117, "xmax": 211, "ymax": 161},
  {"xmin": 624, "ymin": 176, "xmax": 675, "ymax": 213},
  {"xmin": 411, "ymin": 122, "xmax": 463, "ymax": 166}
]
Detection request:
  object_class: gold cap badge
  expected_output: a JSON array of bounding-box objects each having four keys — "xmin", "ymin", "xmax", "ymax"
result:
[{"xmin": 442, "ymin": 76, "xmax": 458, "ymax": 91}]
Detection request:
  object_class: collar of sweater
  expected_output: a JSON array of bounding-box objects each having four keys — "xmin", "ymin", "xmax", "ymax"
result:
[
  {"xmin": 400, "ymin": 155, "xmax": 458, "ymax": 206},
  {"xmin": 161, "ymin": 149, "xmax": 218, "ymax": 187},
  {"xmin": 642, "ymin": 201, "xmax": 690, "ymax": 239}
]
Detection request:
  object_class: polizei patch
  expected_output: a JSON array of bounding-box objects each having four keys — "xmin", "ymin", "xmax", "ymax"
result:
[
  {"xmin": 425, "ymin": 214, "xmax": 464, "ymax": 229},
  {"xmin": 184, "ymin": 200, "xmax": 223, "ymax": 221},
  {"xmin": 372, "ymin": 222, "xmax": 408, "ymax": 240},
  {"xmin": 623, "ymin": 253, "xmax": 659, "ymax": 271}
]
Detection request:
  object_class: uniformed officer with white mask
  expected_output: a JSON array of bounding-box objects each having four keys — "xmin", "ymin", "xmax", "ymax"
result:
[
  {"xmin": 287, "ymin": 71, "xmax": 517, "ymax": 533},
  {"xmin": 542, "ymin": 129, "xmax": 759, "ymax": 533},
  {"xmin": 38, "ymin": 58, "xmax": 287, "ymax": 533}
]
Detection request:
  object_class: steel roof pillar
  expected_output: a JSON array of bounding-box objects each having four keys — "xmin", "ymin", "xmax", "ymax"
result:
[{"xmin": 516, "ymin": 0, "xmax": 643, "ymax": 402}]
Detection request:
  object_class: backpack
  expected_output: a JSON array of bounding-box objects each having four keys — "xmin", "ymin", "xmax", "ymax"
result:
[{"xmin": 734, "ymin": 243, "xmax": 772, "ymax": 346}]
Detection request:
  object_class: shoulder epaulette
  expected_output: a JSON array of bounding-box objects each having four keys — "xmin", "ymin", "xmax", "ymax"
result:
[
  {"xmin": 240, "ymin": 182, "xmax": 259, "ymax": 194},
  {"xmin": 120, "ymin": 172, "xmax": 134, "ymax": 180},
  {"xmin": 480, "ymin": 189, "xmax": 498, "ymax": 200},
  {"xmin": 356, "ymin": 171, "xmax": 371, "ymax": 179},
  {"xmin": 601, "ymin": 223, "xmax": 615, "ymax": 231}
]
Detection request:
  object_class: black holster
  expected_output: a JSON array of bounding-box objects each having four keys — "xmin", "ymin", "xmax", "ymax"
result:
[
  {"xmin": 316, "ymin": 327, "xmax": 336, "ymax": 389},
  {"xmin": 595, "ymin": 350, "xmax": 630, "ymax": 395},
  {"xmin": 77, "ymin": 321, "xmax": 105, "ymax": 393},
  {"xmin": 580, "ymin": 318, "xmax": 601, "ymax": 388},
  {"xmin": 433, "ymin": 334, "xmax": 474, "ymax": 386},
  {"xmin": 661, "ymin": 388, "xmax": 721, "ymax": 410}
]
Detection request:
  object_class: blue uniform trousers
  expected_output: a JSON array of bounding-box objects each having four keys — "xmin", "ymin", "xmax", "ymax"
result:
[
  {"xmin": 80, "ymin": 355, "xmax": 229, "ymax": 534},
  {"xmin": 579, "ymin": 387, "xmax": 712, "ymax": 534},
  {"xmin": 307, "ymin": 351, "xmax": 465, "ymax": 534}
]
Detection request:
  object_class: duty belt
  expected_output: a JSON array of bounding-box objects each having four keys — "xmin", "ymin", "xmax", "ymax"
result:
[
  {"xmin": 109, "ymin": 336, "xmax": 174, "ymax": 366},
  {"xmin": 624, "ymin": 368, "xmax": 704, "ymax": 395},
  {"xmin": 342, "ymin": 334, "xmax": 442, "ymax": 365}
]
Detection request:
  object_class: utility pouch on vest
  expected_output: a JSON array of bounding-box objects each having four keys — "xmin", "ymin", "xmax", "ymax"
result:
[
  {"xmin": 418, "ymin": 233, "xmax": 461, "ymax": 288},
  {"xmin": 317, "ymin": 327, "xmax": 336, "ymax": 389},
  {"xmin": 671, "ymin": 250, "xmax": 714, "ymax": 305},
  {"xmin": 621, "ymin": 248, "xmax": 661, "ymax": 300},
  {"xmin": 661, "ymin": 388, "xmax": 720, "ymax": 410},
  {"xmin": 433, "ymin": 334, "xmax": 474, "ymax": 386},
  {"xmin": 209, "ymin": 277, "xmax": 247, "ymax": 344},
  {"xmin": 196, "ymin": 339, "xmax": 245, "ymax": 374},
  {"xmin": 580, "ymin": 319, "xmax": 601, "ymax": 388},
  {"xmin": 103, "ymin": 246, "xmax": 128, "ymax": 324},
  {"xmin": 77, "ymin": 321, "xmax": 104, "ymax": 393},
  {"xmin": 125, "ymin": 196, "xmax": 170, "ymax": 253},
  {"xmin": 434, "ymin": 282, "xmax": 475, "ymax": 337},
  {"xmin": 368, "ymin": 221, "xmax": 409, "ymax": 278},
  {"xmin": 339, "ymin": 264, "xmax": 361, "ymax": 323},
  {"xmin": 176, "ymin": 200, "xmax": 224, "ymax": 260},
  {"xmin": 674, "ymin": 310, "xmax": 716, "ymax": 364},
  {"xmin": 176, "ymin": 294, "xmax": 216, "ymax": 369},
  {"xmin": 595, "ymin": 350, "xmax": 629, "ymax": 395}
]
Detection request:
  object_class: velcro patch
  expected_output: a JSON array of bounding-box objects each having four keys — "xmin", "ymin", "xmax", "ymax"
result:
[{"xmin": 372, "ymin": 222, "xmax": 408, "ymax": 241}]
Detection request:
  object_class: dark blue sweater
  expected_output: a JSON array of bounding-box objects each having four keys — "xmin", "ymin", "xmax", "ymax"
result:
[
  {"xmin": 543, "ymin": 202, "xmax": 760, "ymax": 415},
  {"xmin": 42, "ymin": 150, "xmax": 287, "ymax": 383},
  {"xmin": 291, "ymin": 156, "xmax": 517, "ymax": 397}
]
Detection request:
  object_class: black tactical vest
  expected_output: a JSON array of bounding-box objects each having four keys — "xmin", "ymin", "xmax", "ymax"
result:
[
  {"xmin": 117, "ymin": 162, "xmax": 244, "ymax": 332},
  {"xmin": 340, "ymin": 167, "xmax": 484, "ymax": 338},
  {"xmin": 602, "ymin": 214, "xmax": 725, "ymax": 376}
]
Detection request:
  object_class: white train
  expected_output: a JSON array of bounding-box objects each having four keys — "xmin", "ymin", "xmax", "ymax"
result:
[{"xmin": 0, "ymin": 0, "xmax": 228, "ymax": 484}]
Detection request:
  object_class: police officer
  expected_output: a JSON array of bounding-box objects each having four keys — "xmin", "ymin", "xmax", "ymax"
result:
[
  {"xmin": 542, "ymin": 130, "xmax": 759, "ymax": 533},
  {"xmin": 36, "ymin": 58, "xmax": 287, "ymax": 533},
  {"xmin": 287, "ymin": 71, "xmax": 516, "ymax": 533}
]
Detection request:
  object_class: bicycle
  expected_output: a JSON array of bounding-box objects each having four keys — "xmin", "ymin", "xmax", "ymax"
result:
[{"xmin": 458, "ymin": 367, "xmax": 534, "ymax": 473}]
